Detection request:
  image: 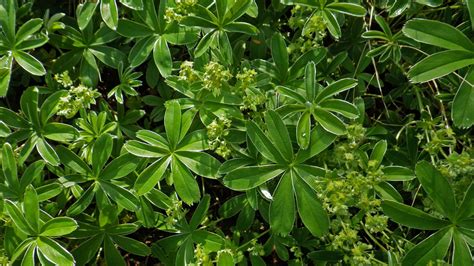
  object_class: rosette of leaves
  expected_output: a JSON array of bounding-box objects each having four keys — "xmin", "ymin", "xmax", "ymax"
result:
[
  {"xmin": 124, "ymin": 100, "xmax": 221, "ymax": 204},
  {"xmin": 280, "ymin": 0, "xmax": 366, "ymax": 39},
  {"xmin": 70, "ymin": 206, "xmax": 150, "ymax": 265},
  {"xmin": 0, "ymin": 143, "xmax": 62, "ymax": 202},
  {"xmin": 223, "ymin": 110, "xmax": 336, "ymax": 236},
  {"xmin": 107, "ymin": 62, "xmax": 142, "ymax": 104},
  {"xmin": 152, "ymin": 194, "xmax": 226, "ymax": 265},
  {"xmin": 179, "ymin": 0, "xmax": 258, "ymax": 62},
  {"xmin": 0, "ymin": 0, "xmax": 48, "ymax": 96},
  {"xmin": 116, "ymin": 0, "xmax": 199, "ymax": 77},
  {"xmin": 57, "ymin": 133, "xmax": 141, "ymax": 213},
  {"xmin": 382, "ymin": 161, "xmax": 474, "ymax": 265},
  {"xmin": 50, "ymin": 14, "xmax": 125, "ymax": 87},
  {"xmin": 0, "ymin": 87, "xmax": 79, "ymax": 165},
  {"xmin": 402, "ymin": 19, "xmax": 474, "ymax": 128},
  {"xmin": 4, "ymin": 186, "xmax": 78, "ymax": 265},
  {"xmin": 277, "ymin": 61, "xmax": 359, "ymax": 148}
]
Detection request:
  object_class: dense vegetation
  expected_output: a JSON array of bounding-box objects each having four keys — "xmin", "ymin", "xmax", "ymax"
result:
[{"xmin": 0, "ymin": 0, "xmax": 473, "ymax": 265}]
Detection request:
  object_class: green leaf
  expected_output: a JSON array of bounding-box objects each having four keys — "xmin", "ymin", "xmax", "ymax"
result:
[
  {"xmin": 40, "ymin": 217, "xmax": 77, "ymax": 237},
  {"xmin": 100, "ymin": 153, "xmax": 140, "ymax": 180},
  {"xmin": 295, "ymin": 125, "xmax": 337, "ymax": 162},
  {"xmin": 270, "ymin": 171, "xmax": 295, "ymax": 236},
  {"xmin": 77, "ymin": 2, "xmax": 98, "ymax": 30},
  {"xmin": 313, "ymin": 107, "xmax": 346, "ymax": 135},
  {"xmin": 271, "ymin": 33, "xmax": 289, "ymax": 79},
  {"xmin": 100, "ymin": 0, "xmax": 119, "ymax": 30},
  {"xmin": 72, "ymin": 234, "xmax": 104, "ymax": 265},
  {"xmin": 21, "ymin": 242, "xmax": 36, "ymax": 266},
  {"xmin": 176, "ymin": 151, "xmax": 221, "ymax": 179},
  {"xmin": 467, "ymin": 0, "xmax": 474, "ymax": 31},
  {"xmin": 153, "ymin": 37, "xmax": 172, "ymax": 77},
  {"xmin": 415, "ymin": 161, "xmax": 456, "ymax": 220},
  {"xmin": 36, "ymin": 138, "xmax": 60, "ymax": 166},
  {"xmin": 223, "ymin": 165, "xmax": 284, "ymax": 191},
  {"xmin": 20, "ymin": 87, "xmax": 40, "ymax": 127},
  {"xmin": 370, "ymin": 140, "xmax": 387, "ymax": 168},
  {"xmin": 402, "ymin": 228, "xmax": 452, "ymax": 266},
  {"xmin": 0, "ymin": 56, "xmax": 12, "ymax": 97},
  {"xmin": 403, "ymin": 19, "xmax": 474, "ymax": 51},
  {"xmin": 40, "ymin": 90, "xmax": 67, "ymax": 124},
  {"xmin": 296, "ymin": 111, "xmax": 311, "ymax": 150},
  {"xmin": 124, "ymin": 140, "xmax": 168, "ymax": 158},
  {"xmin": 326, "ymin": 3, "xmax": 366, "ymax": 17},
  {"xmin": 171, "ymin": 159, "xmax": 201, "ymax": 204},
  {"xmin": 37, "ymin": 237, "xmax": 75, "ymax": 266},
  {"xmin": 15, "ymin": 18, "xmax": 43, "ymax": 44},
  {"xmin": 43, "ymin": 123, "xmax": 79, "ymax": 142},
  {"xmin": 2, "ymin": 143, "xmax": 20, "ymax": 191},
  {"xmin": 315, "ymin": 78, "xmax": 357, "ymax": 103},
  {"xmin": 92, "ymin": 133, "xmax": 113, "ymax": 175},
  {"xmin": 455, "ymin": 183, "xmax": 474, "ymax": 220},
  {"xmin": 305, "ymin": 61, "xmax": 316, "ymax": 100},
  {"xmin": 112, "ymin": 235, "xmax": 151, "ymax": 256},
  {"xmin": 452, "ymin": 67, "xmax": 474, "ymax": 128},
  {"xmin": 319, "ymin": 99, "xmax": 359, "ymax": 119},
  {"xmin": 223, "ymin": 0, "xmax": 252, "ymax": 23},
  {"xmin": 56, "ymin": 146, "xmax": 91, "ymax": 174},
  {"xmin": 0, "ymin": 107, "xmax": 29, "ymax": 128},
  {"xmin": 135, "ymin": 156, "xmax": 171, "ymax": 195},
  {"xmin": 165, "ymin": 100, "xmax": 182, "ymax": 149},
  {"xmin": 408, "ymin": 50, "xmax": 474, "ymax": 83},
  {"xmin": 322, "ymin": 10, "xmax": 341, "ymax": 39},
  {"xmin": 246, "ymin": 120, "xmax": 286, "ymax": 163},
  {"xmin": 104, "ymin": 236, "xmax": 126, "ymax": 266},
  {"xmin": 128, "ymin": 36, "xmax": 155, "ymax": 67},
  {"xmin": 382, "ymin": 200, "xmax": 451, "ymax": 230},
  {"xmin": 4, "ymin": 200, "xmax": 35, "ymax": 235},
  {"xmin": 264, "ymin": 110, "xmax": 293, "ymax": 162},
  {"xmin": 89, "ymin": 46, "xmax": 125, "ymax": 68},
  {"xmin": 13, "ymin": 50, "xmax": 46, "ymax": 76},
  {"xmin": 100, "ymin": 181, "xmax": 139, "ymax": 211},
  {"xmin": 383, "ymin": 166, "xmax": 415, "ymax": 181},
  {"xmin": 117, "ymin": 19, "xmax": 153, "ymax": 38},
  {"xmin": 453, "ymin": 229, "xmax": 472, "ymax": 266},
  {"xmin": 293, "ymin": 172, "xmax": 329, "ymax": 236},
  {"xmin": 223, "ymin": 22, "xmax": 258, "ymax": 35},
  {"xmin": 67, "ymin": 185, "xmax": 95, "ymax": 216},
  {"xmin": 217, "ymin": 250, "xmax": 234, "ymax": 266},
  {"xmin": 189, "ymin": 194, "xmax": 211, "ymax": 229},
  {"xmin": 23, "ymin": 186, "xmax": 40, "ymax": 233}
]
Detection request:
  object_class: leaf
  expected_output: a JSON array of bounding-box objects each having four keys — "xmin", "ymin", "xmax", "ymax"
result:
[
  {"xmin": 13, "ymin": 50, "xmax": 46, "ymax": 76},
  {"xmin": 0, "ymin": 107, "xmax": 29, "ymax": 128},
  {"xmin": 40, "ymin": 217, "xmax": 77, "ymax": 237},
  {"xmin": 72, "ymin": 234, "xmax": 104, "ymax": 265},
  {"xmin": 56, "ymin": 146, "xmax": 91, "ymax": 174},
  {"xmin": 104, "ymin": 236, "xmax": 126, "ymax": 266},
  {"xmin": 23, "ymin": 186, "xmax": 40, "ymax": 233},
  {"xmin": 383, "ymin": 166, "xmax": 415, "ymax": 181},
  {"xmin": 80, "ymin": 49, "xmax": 99, "ymax": 87},
  {"xmin": 2, "ymin": 143, "xmax": 20, "ymax": 191},
  {"xmin": 403, "ymin": 19, "xmax": 474, "ymax": 51},
  {"xmin": 223, "ymin": 165, "xmax": 284, "ymax": 191},
  {"xmin": 189, "ymin": 194, "xmax": 211, "ymax": 229},
  {"xmin": 452, "ymin": 230, "xmax": 472, "ymax": 266},
  {"xmin": 77, "ymin": 2, "xmax": 98, "ymax": 30},
  {"xmin": 295, "ymin": 125, "xmax": 337, "ymax": 162},
  {"xmin": 217, "ymin": 250, "xmax": 234, "ymax": 266},
  {"xmin": 100, "ymin": 153, "xmax": 140, "ymax": 180},
  {"xmin": 20, "ymin": 87, "xmax": 40, "ymax": 127},
  {"xmin": 15, "ymin": 18, "xmax": 43, "ymax": 44},
  {"xmin": 246, "ymin": 120, "xmax": 286, "ymax": 163},
  {"xmin": 43, "ymin": 123, "xmax": 79, "ymax": 142},
  {"xmin": 455, "ymin": 183, "xmax": 474, "ymax": 220},
  {"xmin": 270, "ymin": 171, "xmax": 295, "ymax": 236},
  {"xmin": 176, "ymin": 151, "xmax": 221, "ymax": 179},
  {"xmin": 370, "ymin": 140, "xmax": 387, "ymax": 168},
  {"xmin": 100, "ymin": 0, "xmax": 119, "ymax": 30},
  {"xmin": 319, "ymin": 99, "xmax": 359, "ymax": 119},
  {"xmin": 264, "ymin": 110, "xmax": 293, "ymax": 162},
  {"xmin": 37, "ymin": 237, "xmax": 75, "ymax": 266},
  {"xmin": 67, "ymin": 185, "xmax": 95, "ymax": 216},
  {"xmin": 415, "ymin": 161, "xmax": 456, "ymax": 220},
  {"xmin": 381, "ymin": 200, "xmax": 451, "ymax": 230},
  {"xmin": 408, "ymin": 50, "xmax": 474, "ymax": 83},
  {"xmin": 223, "ymin": 0, "xmax": 252, "ymax": 23},
  {"xmin": 171, "ymin": 159, "xmax": 201, "ymax": 204},
  {"xmin": 271, "ymin": 33, "xmax": 289, "ymax": 79},
  {"xmin": 223, "ymin": 22, "xmax": 258, "ymax": 35},
  {"xmin": 153, "ymin": 37, "xmax": 172, "ymax": 77},
  {"xmin": 36, "ymin": 138, "xmax": 60, "ymax": 166},
  {"xmin": 326, "ymin": 3, "xmax": 366, "ymax": 17},
  {"xmin": 89, "ymin": 46, "xmax": 125, "ymax": 68},
  {"xmin": 124, "ymin": 140, "xmax": 168, "ymax": 158},
  {"xmin": 293, "ymin": 172, "xmax": 329, "ymax": 236},
  {"xmin": 322, "ymin": 10, "xmax": 341, "ymax": 39},
  {"xmin": 467, "ymin": 0, "xmax": 474, "ymax": 31},
  {"xmin": 100, "ymin": 181, "xmax": 139, "ymax": 211},
  {"xmin": 4, "ymin": 200, "xmax": 35, "ymax": 235},
  {"xmin": 402, "ymin": 228, "xmax": 453, "ymax": 266},
  {"xmin": 315, "ymin": 78, "xmax": 357, "ymax": 103},
  {"xmin": 92, "ymin": 133, "xmax": 113, "ymax": 175},
  {"xmin": 165, "ymin": 100, "xmax": 182, "ymax": 149},
  {"xmin": 128, "ymin": 36, "xmax": 155, "ymax": 67},
  {"xmin": 313, "ymin": 107, "xmax": 346, "ymax": 135},
  {"xmin": 296, "ymin": 111, "xmax": 311, "ymax": 149},
  {"xmin": 112, "ymin": 235, "xmax": 151, "ymax": 256},
  {"xmin": 135, "ymin": 156, "xmax": 171, "ymax": 195},
  {"xmin": 452, "ymin": 67, "xmax": 474, "ymax": 128}
]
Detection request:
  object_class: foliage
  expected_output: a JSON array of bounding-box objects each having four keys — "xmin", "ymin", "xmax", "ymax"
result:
[{"xmin": 0, "ymin": 0, "xmax": 473, "ymax": 265}]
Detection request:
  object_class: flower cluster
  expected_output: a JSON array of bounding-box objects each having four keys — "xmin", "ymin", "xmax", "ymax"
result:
[
  {"xmin": 164, "ymin": 0, "xmax": 197, "ymax": 23},
  {"xmin": 178, "ymin": 60, "xmax": 200, "ymax": 83},
  {"xmin": 207, "ymin": 115, "xmax": 232, "ymax": 159},
  {"xmin": 55, "ymin": 74, "xmax": 100, "ymax": 119},
  {"xmin": 203, "ymin": 62, "xmax": 232, "ymax": 96}
]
